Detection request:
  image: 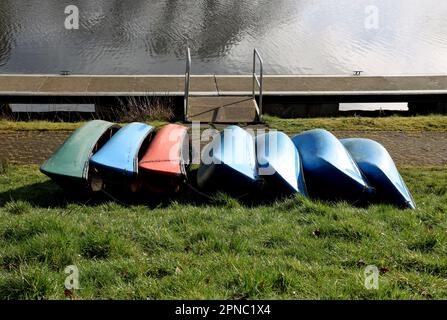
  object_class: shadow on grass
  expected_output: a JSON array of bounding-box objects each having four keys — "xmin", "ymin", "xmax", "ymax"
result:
[
  {"xmin": 0, "ymin": 180, "xmax": 98, "ymax": 209},
  {"xmin": 0, "ymin": 177, "xmax": 303, "ymax": 210},
  {"xmin": 0, "ymin": 169, "xmax": 374, "ymax": 210}
]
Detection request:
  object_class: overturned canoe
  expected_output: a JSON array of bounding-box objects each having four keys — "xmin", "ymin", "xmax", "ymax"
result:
[
  {"xmin": 292, "ymin": 129, "xmax": 373, "ymax": 201},
  {"xmin": 341, "ymin": 138, "xmax": 416, "ymax": 209},
  {"xmin": 90, "ymin": 122, "xmax": 155, "ymax": 180},
  {"xmin": 40, "ymin": 120, "xmax": 119, "ymax": 189},
  {"xmin": 139, "ymin": 124, "xmax": 189, "ymax": 192},
  {"xmin": 256, "ymin": 131, "xmax": 307, "ymax": 195},
  {"xmin": 197, "ymin": 125, "xmax": 259, "ymax": 193}
]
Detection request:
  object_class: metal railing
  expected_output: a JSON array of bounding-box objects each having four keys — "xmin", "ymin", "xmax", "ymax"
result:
[
  {"xmin": 184, "ymin": 47, "xmax": 191, "ymax": 122},
  {"xmin": 252, "ymin": 49, "xmax": 264, "ymax": 120}
]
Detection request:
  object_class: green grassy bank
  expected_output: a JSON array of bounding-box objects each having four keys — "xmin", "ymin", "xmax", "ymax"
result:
[
  {"xmin": 0, "ymin": 165, "xmax": 446, "ymax": 299},
  {"xmin": 263, "ymin": 115, "xmax": 447, "ymax": 133},
  {"xmin": 1, "ymin": 115, "xmax": 447, "ymax": 132}
]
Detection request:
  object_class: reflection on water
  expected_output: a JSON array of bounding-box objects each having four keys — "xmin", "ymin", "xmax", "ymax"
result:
[{"xmin": 0, "ymin": 0, "xmax": 447, "ymax": 75}]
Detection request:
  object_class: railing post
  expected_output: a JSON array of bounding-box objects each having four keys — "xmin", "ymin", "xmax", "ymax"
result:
[
  {"xmin": 253, "ymin": 51, "xmax": 256, "ymax": 101},
  {"xmin": 259, "ymin": 55, "xmax": 263, "ymax": 118},
  {"xmin": 253, "ymin": 49, "xmax": 264, "ymax": 121},
  {"xmin": 184, "ymin": 47, "xmax": 191, "ymax": 122}
]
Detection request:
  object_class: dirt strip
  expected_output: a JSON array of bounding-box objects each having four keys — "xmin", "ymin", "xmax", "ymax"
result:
[
  {"xmin": 332, "ymin": 131, "xmax": 447, "ymax": 167},
  {"xmin": 0, "ymin": 131, "xmax": 71, "ymax": 165},
  {"xmin": 0, "ymin": 130, "xmax": 446, "ymax": 167}
]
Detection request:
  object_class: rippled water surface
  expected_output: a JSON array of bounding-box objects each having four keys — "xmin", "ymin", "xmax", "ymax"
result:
[{"xmin": 1, "ymin": 0, "xmax": 447, "ymax": 75}]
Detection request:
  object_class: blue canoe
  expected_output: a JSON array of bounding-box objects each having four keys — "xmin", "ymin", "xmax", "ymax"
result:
[
  {"xmin": 197, "ymin": 125, "xmax": 259, "ymax": 192},
  {"xmin": 90, "ymin": 122, "xmax": 155, "ymax": 179},
  {"xmin": 256, "ymin": 131, "xmax": 307, "ymax": 195},
  {"xmin": 341, "ymin": 138, "xmax": 416, "ymax": 209},
  {"xmin": 292, "ymin": 129, "xmax": 373, "ymax": 201}
]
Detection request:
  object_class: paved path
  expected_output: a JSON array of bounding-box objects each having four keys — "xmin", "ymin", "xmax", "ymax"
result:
[{"xmin": 0, "ymin": 129, "xmax": 446, "ymax": 167}]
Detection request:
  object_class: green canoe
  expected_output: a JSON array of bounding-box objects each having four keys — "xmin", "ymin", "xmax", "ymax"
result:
[{"xmin": 40, "ymin": 120, "xmax": 119, "ymax": 189}]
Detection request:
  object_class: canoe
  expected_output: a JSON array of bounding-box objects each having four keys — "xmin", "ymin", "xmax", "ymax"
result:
[
  {"xmin": 139, "ymin": 124, "xmax": 189, "ymax": 192},
  {"xmin": 341, "ymin": 138, "xmax": 416, "ymax": 209},
  {"xmin": 197, "ymin": 125, "xmax": 259, "ymax": 193},
  {"xmin": 292, "ymin": 129, "xmax": 373, "ymax": 201},
  {"xmin": 256, "ymin": 131, "xmax": 307, "ymax": 195},
  {"xmin": 40, "ymin": 120, "xmax": 119, "ymax": 189},
  {"xmin": 90, "ymin": 122, "xmax": 155, "ymax": 182}
]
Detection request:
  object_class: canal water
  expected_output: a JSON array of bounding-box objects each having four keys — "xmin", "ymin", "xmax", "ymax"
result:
[{"xmin": 0, "ymin": 0, "xmax": 447, "ymax": 75}]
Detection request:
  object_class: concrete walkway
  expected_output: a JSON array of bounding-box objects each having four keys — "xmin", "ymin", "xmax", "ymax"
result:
[
  {"xmin": 187, "ymin": 96, "xmax": 258, "ymax": 123},
  {"xmin": 2, "ymin": 74, "xmax": 447, "ymax": 97}
]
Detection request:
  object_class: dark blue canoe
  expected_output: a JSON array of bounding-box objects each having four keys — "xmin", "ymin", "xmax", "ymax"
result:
[
  {"xmin": 197, "ymin": 125, "xmax": 259, "ymax": 193},
  {"xmin": 341, "ymin": 138, "xmax": 416, "ymax": 209},
  {"xmin": 292, "ymin": 129, "xmax": 373, "ymax": 201},
  {"xmin": 90, "ymin": 122, "xmax": 155, "ymax": 180},
  {"xmin": 256, "ymin": 131, "xmax": 307, "ymax": 196}
]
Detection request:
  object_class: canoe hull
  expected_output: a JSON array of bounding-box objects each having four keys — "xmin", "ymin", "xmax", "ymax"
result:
[
  {"xmin": 256, "ymin": 131, "xmax": 307, "ymax": 196},
  {"xmin": 90, "ymin": 122, "xmax": 155, "ymax": 183},
  {"xmin": 292, "ymin": 129, "xmax": 372, "ymax": 201},
  {"xmin": 40, "ymin": 120, "xmax": 119, "ymax": 189},
  {"xmin": 139, "ymin": 124, "xmax": 190, "ymax": 193},
  {"xmin": 341, "ymin": 138, "xmax": 415, "ymax": 209},
  {"xmin": 197, "ymin": 126, "xmax": 259, "ymax": 193}
]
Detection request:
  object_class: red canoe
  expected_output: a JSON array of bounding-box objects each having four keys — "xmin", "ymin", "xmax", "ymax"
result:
[{"xmin": 138, "ymin": 124, "xmax": 189, "ymax": 192}]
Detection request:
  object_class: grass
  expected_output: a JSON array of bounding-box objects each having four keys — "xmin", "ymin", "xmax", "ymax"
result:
[
  {"xmin": 111, "ymin": 96, "xmax": 176, "ymax": 123},
  {"xmin": 1, "ymin": 115, "xmax": 447, "ymax": 132},
  {"xmin": 0, "ymin": 165, "xmax": 446, "ymax": 299},
  {"xmin": 0, "ymin": 120, "xmax": 168, "ymax": 132},
  {"xmin": 263, "ymin": 115, "xmax": 447, "ymax": 133}
]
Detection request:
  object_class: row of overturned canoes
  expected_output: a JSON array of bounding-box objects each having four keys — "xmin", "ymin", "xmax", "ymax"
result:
[{"xmin": 40, "ymin": 120, "xmax": 415, "ymax": 209}]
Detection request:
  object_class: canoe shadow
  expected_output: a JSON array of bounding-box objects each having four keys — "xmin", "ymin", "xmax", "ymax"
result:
[
  {"xmin": 0, "ymin": 176, "xmax": 213, "ymax": 209},
  {"xmin": 0, "ymin": 178, "xmax": 291, "ymax": 210},
  {"xmin": 0, "ymin": 182, "xmax": 379, "ymax": 212},
  {"xmin": 0, "ymin": 180, "xmax": 180, "ymax": 209},
  {"xmin": 0, "ymin": 169, "xmax": 375, "ymax": 209},
  {"xmin": 0, "ymin": 180, "xmax": 74, "ymax": 208}
]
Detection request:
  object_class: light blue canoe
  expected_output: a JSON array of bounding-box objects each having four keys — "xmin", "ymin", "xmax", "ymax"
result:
[
  {"xmin": 341, "ymin": 138, "xmax": 416, "ymax": 209},
  {"xmin": 90, "ymin": 122, "xmax": 155, "ymax": 179},
  {"xmin": 197, "ymin": 125, "xmax": 259, "ymax": 192},
  {"xmin": 292, "ymin": 129, "xmax": 373, "ymax": 201},
  {"xmin": 256, "ymin": 131, "xmax": 307, "ymax": 195}
]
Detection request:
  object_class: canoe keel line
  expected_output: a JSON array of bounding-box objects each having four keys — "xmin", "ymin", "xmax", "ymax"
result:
[{"xmin": 41, "ymin": 121, "xmax": 415, "ymax": 209}]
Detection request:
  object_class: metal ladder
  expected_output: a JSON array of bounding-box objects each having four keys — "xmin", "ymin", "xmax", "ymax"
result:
[{"xmin": 184, "ymin": 48, "xmax": 264, "ymax": 123}]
